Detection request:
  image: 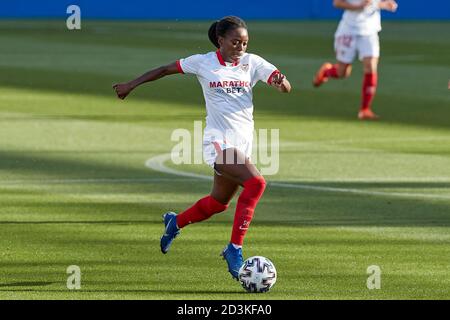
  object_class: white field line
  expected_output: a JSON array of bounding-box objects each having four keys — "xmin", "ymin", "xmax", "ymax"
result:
[
  {"xmin": 146, "ymin": 154, "xmax": 213, "ymax": 182},
  {"xmin": 145, "ymin": 154, "xmax": 450, "ymax": 201}
]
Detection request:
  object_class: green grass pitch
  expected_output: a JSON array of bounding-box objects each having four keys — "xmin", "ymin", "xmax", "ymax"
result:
[{"xmin": 0, "ymin": 20, "xmax": 449, "ymax": 299}]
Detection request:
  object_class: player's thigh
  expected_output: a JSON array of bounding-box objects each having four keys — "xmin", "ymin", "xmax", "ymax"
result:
[
  {"xmin": 358, "ymin": 34, "xmax": 380, "ymax": 72},
  {"xmin": 334, "ymin": 33, "xmax": 356, "ymax": 65},
  {"xmin": 210, "ymin": 172, "xmax": 240, "ymax": 205},
  {"xmin": 214, "ymin": 148, "xmax": 261, "ymax": 186}
]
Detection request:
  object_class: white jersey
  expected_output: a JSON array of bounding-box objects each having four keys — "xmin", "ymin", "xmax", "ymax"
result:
[
  {"xmin": 336, "ymin": 0, "xmax": 382, "ymax": 36},
  {"xmin": 177, "ymin": 51, "xmax": 278, "ymax": 144}
]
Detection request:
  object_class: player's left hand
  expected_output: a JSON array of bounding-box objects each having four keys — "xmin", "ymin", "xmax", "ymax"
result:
[
  {"xmin": 270, "ymin": 72, "xmax": 291, "ymax": 93},
  {"xmin": 271, "ymin": 73, "xmax": 285, "ymax": 87}
]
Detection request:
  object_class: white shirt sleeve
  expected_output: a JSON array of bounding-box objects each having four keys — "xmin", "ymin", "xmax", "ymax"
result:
[
  {"xmin": 178, "ymin": 54, "xmax": 203, "ymax": 75},
  {"xmin": 251, "ymin": 54, "xmax": 279, "ymax": 86}
]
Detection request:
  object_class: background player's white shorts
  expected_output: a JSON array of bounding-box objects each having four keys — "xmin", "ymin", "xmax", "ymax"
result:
[
  {"xmin": 203, "ymin": 138, "xmax": 252, "ymax": 169},
  {"xmin": 334, "ymin": 33, "xmax": 380, "ymax": 64}
]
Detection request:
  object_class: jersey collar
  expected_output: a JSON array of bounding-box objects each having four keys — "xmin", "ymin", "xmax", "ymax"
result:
[{"xmin": 216, "ymin": 50, "xmax": 239, "ymax": 67}]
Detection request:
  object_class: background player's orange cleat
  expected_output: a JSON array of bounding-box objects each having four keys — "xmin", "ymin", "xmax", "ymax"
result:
[
  {"xmin": 358, "ymin": 109, "xmax": 379, "ymax": 120},
  {"xmin": 313, "ymin": 62, "xmax": 332, "ymax": 87}
]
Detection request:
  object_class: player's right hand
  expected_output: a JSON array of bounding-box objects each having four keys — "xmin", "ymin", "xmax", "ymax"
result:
[
  {"xmin": 382, "ymin": 0, "xmax": 398, "ymax": 12},
  {"xmin": 112, "ymin": 83, "xmax": 133, "ymax": 100}
]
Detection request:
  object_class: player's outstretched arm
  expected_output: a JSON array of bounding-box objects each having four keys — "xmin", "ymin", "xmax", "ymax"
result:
[
  {"xmin": 270, "ymin": 73, "xmax": 291, "ymax": 93},
  {"xmin": 379, "ymin": 0, "xmax": 398, "ymax": 12},
  {"xmin": 333, "ymin": 0, "xmax": 371, "ymax": 11},
  {"xmin": 113, "ymin": 62, "xmax": 180, "ymax": 100}
]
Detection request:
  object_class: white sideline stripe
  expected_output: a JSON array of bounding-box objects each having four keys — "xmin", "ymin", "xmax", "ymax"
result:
[
  {"xmin": 145, "ymin": 154, "xmax": 450, "ymax": 201},
  {"xmin": 0, "ymin": 178, "xmax": 195, "ymax": 185},
  {"xmin": 145, "ymin": 154, "xmax": 213, "ymax": 181}
]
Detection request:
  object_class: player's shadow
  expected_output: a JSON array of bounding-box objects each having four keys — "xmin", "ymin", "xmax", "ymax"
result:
[
  {"xmin": 256, "ymin": 179, "xmax": 450, "ymax": 227},
  {"xmin": 0, "ymin": 150, "xmax": 208, "ymax": 196},
  {"xmin": 1, "ymin": 150, "xmax": 449, "ymax": 228}
]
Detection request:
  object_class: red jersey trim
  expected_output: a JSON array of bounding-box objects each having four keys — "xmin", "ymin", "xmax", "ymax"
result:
[
  {"xmin": 216, "ymin": 50, "xmax": 226, "ymax": 66},
  {"xmin": 267, "ymin": 70, "xmax": 280, "ymax": 85},
  {"xmin": 216, "ymin": 50, "xmax": 239, "ymax": 67},
  {"xmin": 176, "ymin": 60, "xmax": 184, "ymax": 74}
]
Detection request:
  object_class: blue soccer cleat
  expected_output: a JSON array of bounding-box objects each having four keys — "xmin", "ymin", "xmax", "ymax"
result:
[
  {"xmin": 220, "ymin": 243, "xmax": 244, "ymax": 280},
  {"xmin": 160, "ymin": 212, "xmax": 180, "ymax": 254}
]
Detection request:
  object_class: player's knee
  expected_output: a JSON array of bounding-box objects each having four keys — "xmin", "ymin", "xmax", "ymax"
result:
[
  {"xmin": 258, "ymin": 176, "xmax": 267, "ymax": 191},
  {"xmin": 248, "ymin": 175, "xmax": 266, "ymax": 194},
  {"xmin": 363, "ymin": 59, "xmax": 378, "ymax": 74},
  {"xmin": 339, "ymin": 65, "xmax": 352, "ymax": 78}
]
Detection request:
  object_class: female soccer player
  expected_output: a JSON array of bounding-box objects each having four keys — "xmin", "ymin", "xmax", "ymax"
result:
[
  {"xmin": 113, "ymin": 16, "xmax": 291, "ymax": 280},
  {"xmin": 313, "ymin": 0, "xmax": 398, "ymax": 120}
]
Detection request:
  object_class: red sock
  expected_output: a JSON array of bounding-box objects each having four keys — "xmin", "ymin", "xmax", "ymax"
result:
[
  {"xmin": 325, "ymin": 64, "xmax": 340, "ymax": 78},
  {"xmin": 176, "ymin": 195, "xmax": 228, "ymax": 228},
  {"xmin": 361, "ymin": 73, "xmax": 378, "ymax": 111},
  {"xmin": 230, "ymin": 176, "xmax": 266, "ymax": 246}
]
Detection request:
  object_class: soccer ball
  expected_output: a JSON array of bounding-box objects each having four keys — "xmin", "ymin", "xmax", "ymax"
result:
[{"xmin": 238, "ymin": 256, "xmax": 277, "ymax": 293}]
